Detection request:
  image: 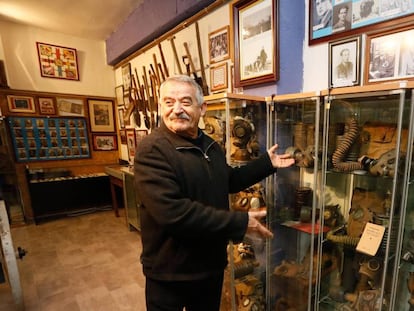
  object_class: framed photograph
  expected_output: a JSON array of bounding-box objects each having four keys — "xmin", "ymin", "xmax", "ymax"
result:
[
  {"xmin": 210, "ymin": 63, "xmax": 228, "ymax": 92},
  {"xmin": 232, "ymin": 0, "xmax": 278, "ymax": 87},
  {"xmin": 36, "ymin": 42, "xmax": 79, "ymax": 80},
  {"xmin": 7, "ymin": 95, "xmax": 36, "ymax": 113},
  {"xmin": 56, "ymin": 97, "xmax": 85, "ymax": 116},
  {"xmin": 117, "ymin": 107, "xmax": 125, "ymax": 129},
  {"xmin": 121, "ymin": 63, "xmax": 132, "ymax": 96},
  {"xmin": 38, "ymin": 97, "xmax": 56, "ymax": 115},
  {"xmin": 209, "ymin": 26, "xmax": 230, "ymax": 64},
  {"xmin": 92, "ymin": 133, "xmax": 118, "ymax": 151},
  {"xmin": 126, "ymin": 129, "xmax": 136, "ymax": 160},
  {"xmin": 115, "ymin": 85, "xmax": 124, "ymax": 106},
  {"xmin": 119, "ymin": 129, "xmax": 127, "ymax": 145},
  {"xmin": 365, "ymin": 26, "xmax": 414, "ymax": 84},
  {"xmin": 135, "ymin": 129, "xmax": 148, "ymax": 149},
  {"xmin": 329, "ymin": 36, "xmax": 361, "ymax": 88},
  {"xmin": 88, "ymin": 99, "xmax": 115, "ymax": 132},
  {"xmin": 309, "ymin": 0, "xmax": 414, "ymax": 45}
]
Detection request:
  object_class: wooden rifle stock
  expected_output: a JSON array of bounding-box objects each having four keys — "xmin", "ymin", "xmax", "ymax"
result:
[
  {"xmin": 169, "ymin": 36, "xmax": 183, "ymax": 75},
  {"xmin": 183, "ymin": 42, "xmax": 203, "ymax": 89},
  {"xmin": 195, "ymin": 22, "xmax": 209, "ymax": 95},
  {"xmin": 158, "ymin": 43, "xmax": 169, "ymax": 77}
]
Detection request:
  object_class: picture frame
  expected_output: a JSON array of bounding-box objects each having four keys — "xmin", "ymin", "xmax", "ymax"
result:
[
  {"xmin": 7, "ymin": 95, "xmax": 36, "ymax": 113},
  {"xmin": 121, "ymin": 63, "xmax": 132, "ymax": 97},
  {"xmin": 135, "ymin": 129, "xmax": 148, "ymax": 149},
  {"xmin": 126, "ymin": 129, "xmax": 136, "ymax": 160},
  {"xmin": 117, "ymin": 107, "xmax": 125, "ymax": 129},
  {"xmin": 88, "ymin": 99, "xmax": 115, "ymax": 132},
  {"xmin": 309, "ymin": 0, "xmax": 414, "ymax": 45},
  {"xmin": 56, "ymin": 97, "xmax": 85, "ymax": 116},
  {"xmin": 119, "ymin": 129, "xmax": 127, "ymax": 145},
  {"xmin": 232, "ymin": 0, "xmax": 278, "ymax": 87},
  {"xmin": 210, "ymin": 63, "xmax": 228, "ymax": 92},
  {"xmin": 328, "ymin": 36, "xmax": 361, "ymax": 88},
  {"xmin": 209, "ymin": 26, "xmax": 230, "ymax": 64},
  {"xmin": 92, "ymin": 133, "xmax": 118, "ymax": 151},
  {"xmin": 38, "ymin": 97, "xmax": 57, "ymax": 115},
  {"xmin": 36, "ymin": 42, "xmax": 79, "ymax": 80},
  {"xmin": 365, "ymin": 26, "xmax": 414, "ymax": 84},
  {"xmin": 115, "ymin": 85, "xmax": 124, "ymax": 106}
]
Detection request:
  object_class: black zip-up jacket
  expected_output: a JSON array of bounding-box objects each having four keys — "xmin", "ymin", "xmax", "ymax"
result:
[{"xmin": 134, "ymin": 123, "xmax": 276, "ymax": 281}]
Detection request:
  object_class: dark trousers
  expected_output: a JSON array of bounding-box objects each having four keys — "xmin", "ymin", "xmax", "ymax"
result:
[{"xmin": 145, "ymin": 273, "xmax": 224, "ymax": 311}]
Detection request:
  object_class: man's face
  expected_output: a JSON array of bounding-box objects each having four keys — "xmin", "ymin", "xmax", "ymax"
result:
[
  {"xmin": 338, "ymin": 7, "xmax": 348, "ymax": 21},
  {"xmin": 316, "ymin": 0, "xmax": 329, "ymax": 16},
  {"xmin": 160, "ymin": 80, "xmax": 207, "ymax": 139},
  {"xmin": 341, "ymin": 50, "xmax": 350, "ymax": 61}
]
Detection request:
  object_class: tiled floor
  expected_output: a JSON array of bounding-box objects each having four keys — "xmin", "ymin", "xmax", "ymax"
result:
[{"xmin": 0, "ymin": 209, "xmax": 146, "ymax": 311}]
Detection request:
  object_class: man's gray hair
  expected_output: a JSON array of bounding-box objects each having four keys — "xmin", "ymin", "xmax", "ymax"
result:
[{"xmin": 160, "ymin": 75, "xmax": 204, "ymax": 105}]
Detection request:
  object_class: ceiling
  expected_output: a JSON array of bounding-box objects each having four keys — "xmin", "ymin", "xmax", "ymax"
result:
[{"xmin": 0, "ymin": 0, "xmax": 144, "ymax": 40}]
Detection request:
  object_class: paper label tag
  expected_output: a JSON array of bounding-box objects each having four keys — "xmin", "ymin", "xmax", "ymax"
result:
[{"xmin": 356, "ymin": 222, "xmax": 386, "ymax": 256}]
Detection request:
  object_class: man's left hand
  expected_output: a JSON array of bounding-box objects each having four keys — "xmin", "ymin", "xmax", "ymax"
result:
[{"xmin": 267, "ymin": 144, "xmax": 295, "ymax": 168}]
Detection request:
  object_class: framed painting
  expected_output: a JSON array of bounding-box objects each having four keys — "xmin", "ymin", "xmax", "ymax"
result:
[
  {"xmin": 56, "ymin": 97, "xmax": 85, "ymax": 116},
  {"xmin": 232, "ymin": 0, "xmax": 278, "ymax": 87},
  {"xmin": 36, "ymin": 42, "xmax": 79, "ymax": 80},
  {"xmin": 309, "ymin": 0, "xmax": 414, "ymax": 45},
  {"xmin": 328, "ymin": 36, "xmax": 361, "ymax": 88},
  {"xmin": 210, "ymin": 62, "xmax": 228, "ymax": 92},
  {"xmin": 7, "ymin": 95, "xmax": 36, "ymax": 113},
  {"xmin": 88, "ymin": 99, "xmax": 115, "ymax": 132},
  {"xmin": 38, "ymin": 97, "xmax": 57, "ymax": 115},
  {"xmin": 365, "ymin": 26, "xmax": 414, "ymax": 84},
  {"xmin": 92, "ymin": 133, "xmax": 118, "ymax": 151},
  {"xmin": 209, "ymin": 26, "xmax": 230, "ymax": 64}
]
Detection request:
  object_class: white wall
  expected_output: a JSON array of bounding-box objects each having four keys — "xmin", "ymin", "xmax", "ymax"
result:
[
  {"xmin": 0, "ymin": 20, "xmax": 115, "ymax": 97},
  {"xmin": 302, "ymin": 0, "xmax": 329, "ymax": 92}
]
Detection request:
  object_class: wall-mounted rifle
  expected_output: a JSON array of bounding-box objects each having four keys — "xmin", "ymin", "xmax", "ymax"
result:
[
  {"xmin": 183, "ymin": 41, "xmax": 203, "ymax": 89},
  {"xmin": 195, "ymin": 22, "xmax": 209, "ymax": 96},
  {"xmin": 169, "ymin": 36, "xmax": 183, "ymax": 75}
]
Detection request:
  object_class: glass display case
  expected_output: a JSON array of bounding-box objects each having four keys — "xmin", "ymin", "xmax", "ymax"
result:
[
  {"xmin": 203, "ymin": 92, "xmax": 268, "ymax": 311},
  {"xmin": 315, "ymin": 83, "xmax": 414, "ymax": 311},
  {"xmin": 267, "ymin": 92, "xmax": 323, "ymax": 311},
  {"xmin": 0, "ymin": 116, "xmax": 25, "ymax": 225},
  {"xmin": 204, "ymin": 83, "xmax": 414, "ymax": 311}
]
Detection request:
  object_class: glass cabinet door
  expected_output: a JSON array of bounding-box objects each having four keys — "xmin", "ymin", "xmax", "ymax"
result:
[
  {"xmin": 316, "ymin": 86, "xmax": 412, "ymax": 311},
  {"xmin": 267, "ymin": 93, "xmax": 322, "ymax": 311},
  {"xmin": 203, "ymin": 93, "xmax": 268, "ymax": 311},
  {"xmin": 391, "ymin": 88, "xmax": 414, "ymax": 311}
]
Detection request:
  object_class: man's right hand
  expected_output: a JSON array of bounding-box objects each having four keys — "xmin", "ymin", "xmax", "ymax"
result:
[{"xmin": 247, "ymin": 210, "xmax": 273, "ymax": 238}]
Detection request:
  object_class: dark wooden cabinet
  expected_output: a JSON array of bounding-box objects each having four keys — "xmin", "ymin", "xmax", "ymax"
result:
[{"xmin": 28, "ymin": 174, "xmax": 112, "ymax": 223}]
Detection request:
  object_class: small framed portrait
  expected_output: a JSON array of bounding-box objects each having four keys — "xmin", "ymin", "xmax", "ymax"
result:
[
  {"xmin": 135, "ymin": 129, "xmax": 148, "ymax": 149},
  {"xmin": 119, "ymin": 129, "xmax": 127, "ymax": 145},
  {"xmin": 329, "ymin": 36, "xmax": 361, "ymax": 88},
  {"xmin": 38, "ymin": 97, "xmax": 56, "ymax": 115},
  {"xmin": 209, "ymin": 26, "xmax": 230, "ymax": 64},
  {"xmin": 115, "ymin": 85, "xmax": 125, "ymax": 106},
  {"xmin": 365, "ymin": 26, "xmax": 414, "ymax": 84},
  {"xmin": 126, "ymin": 129, "xmax": 136, "ymax": 161},
  {"xmin": 7, "ymin": 95, "xmax": 36, "ymax": 113},
  {"xmin": 122, "ymin": 63, "xmax": 132, "ymax": 97},
  {"xmin": 210, "ymin": 63, "xmax": 228, "ymax": 92},
  {"xmin": 92, "ymin": 133, "xmax": 118, "ymax": 151}
]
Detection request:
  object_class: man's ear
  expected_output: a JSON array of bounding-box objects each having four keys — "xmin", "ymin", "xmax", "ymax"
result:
[{"xmin": 200, "ymin": 102, "xmax": 207, "ymax": 116}]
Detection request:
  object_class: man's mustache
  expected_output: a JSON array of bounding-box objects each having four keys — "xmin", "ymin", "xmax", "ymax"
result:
[{"xmin": 170, "ymin": 113, "xmax": 190, "ymax": 120}]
